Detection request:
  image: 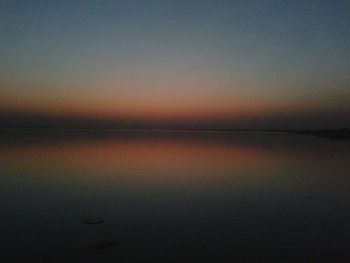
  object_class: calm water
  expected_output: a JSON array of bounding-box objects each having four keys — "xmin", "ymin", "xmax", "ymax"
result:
[{"xmin": 1, "ymin": 129, "xmax": 350, "ymax": 262}]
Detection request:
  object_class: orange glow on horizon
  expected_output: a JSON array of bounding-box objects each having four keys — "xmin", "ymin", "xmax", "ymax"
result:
[
  {"xmin": 2, "ymin": 78, "xmax": 348, "ymax": 125},
  {"xmin": 0, "ymin": 91, "xmax": 313, "ymax": 123}
]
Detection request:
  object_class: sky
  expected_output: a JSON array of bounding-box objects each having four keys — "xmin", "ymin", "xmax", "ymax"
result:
[{"xmin": 1, "ymin": 0, "xmax": 349, "ymax": 129}]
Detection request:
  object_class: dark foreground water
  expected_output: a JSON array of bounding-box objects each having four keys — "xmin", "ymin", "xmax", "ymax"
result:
[{"xmin": 1, "ymin": 129, "xmax": 350, "ymax": 262}]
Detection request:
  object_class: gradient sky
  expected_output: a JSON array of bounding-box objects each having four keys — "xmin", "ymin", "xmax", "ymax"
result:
[{"xmin": 1, "ymin": 0, "xmax": 349, "ymax": 129}]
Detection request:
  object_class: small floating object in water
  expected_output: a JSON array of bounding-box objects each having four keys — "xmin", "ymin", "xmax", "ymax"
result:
[
  {"xmin": 93, "ymin": 239, "xmax": 119, "ymax": 250},
  {"xmin": 82, "ymin": 217, "xmax": 104, "ymax": 224}
]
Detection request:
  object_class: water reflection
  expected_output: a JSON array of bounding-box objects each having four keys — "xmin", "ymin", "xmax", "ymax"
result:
[{"xmin": 0, "ymin": 129, "xmax": 349, "ymax": 262}]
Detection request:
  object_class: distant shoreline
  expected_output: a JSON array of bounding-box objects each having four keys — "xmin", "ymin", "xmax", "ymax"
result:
[
  {"xmin": 295, "ymin": 128, "xmax": 350, "ymax": 141},
  {"xmin": 1, "ymin": 127, "xmax": 349, "ymax": 140},
  {"xmin": 0, "ymin": 127, "xmax": 291, "ymax": 133}
]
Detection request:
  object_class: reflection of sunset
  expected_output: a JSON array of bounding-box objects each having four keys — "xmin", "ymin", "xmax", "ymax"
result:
[
  {"xmin": 2, "ymin": 137, "xmax": 278, "ymax": 185},
  {"xmin": 2, "ymin": 132, "xmax": 349, "ymax": 189}
]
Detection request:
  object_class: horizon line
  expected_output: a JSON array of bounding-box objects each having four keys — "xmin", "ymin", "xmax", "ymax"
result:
[{"xmin": 0, "ymin": 127, "xmax": 349, "ymax": 132}]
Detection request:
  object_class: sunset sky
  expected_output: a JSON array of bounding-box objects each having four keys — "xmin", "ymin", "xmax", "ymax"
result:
[{"xmin": 1, "ymin": 0, "xmax": 349, "ymax": 129}]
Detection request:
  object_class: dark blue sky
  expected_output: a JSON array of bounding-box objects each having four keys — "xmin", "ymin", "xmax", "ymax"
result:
[{"xmin": 1, "ymin": 0, "xmax": 349, "ymax": 128}]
